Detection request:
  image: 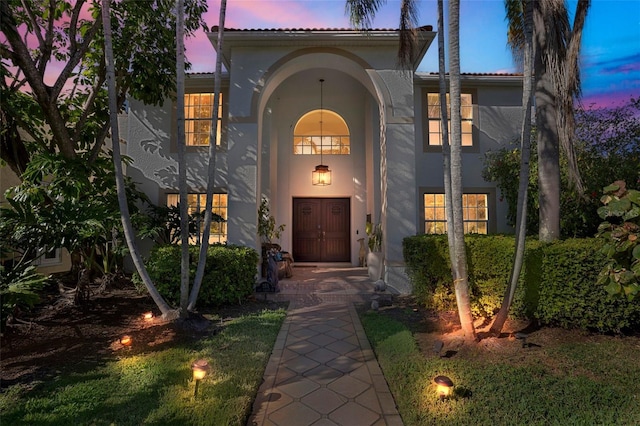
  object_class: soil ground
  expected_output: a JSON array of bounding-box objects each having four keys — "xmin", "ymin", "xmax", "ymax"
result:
[
  {"xmin": 0, "ymin": 276, "xmax": 284, "ymax": 390},
  {"xmin": 2, "ymin": 278, "xmax": 638, "ymax": 391}
]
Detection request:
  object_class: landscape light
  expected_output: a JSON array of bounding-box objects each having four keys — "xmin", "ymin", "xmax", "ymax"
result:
[
  {"xmin": 120, "ymin": 335, "xmax": 132, "ymax": 347},
  {"xmin": 192, "ymin": 359, "xmax": 211, "ymax": 398},
  {"xmin": 434, "ymin": 375, "xmax": 454, "ymax": 401},
  {"xmin": 143, "ymin": 312, "xmax": 154, "ymax": 321}
]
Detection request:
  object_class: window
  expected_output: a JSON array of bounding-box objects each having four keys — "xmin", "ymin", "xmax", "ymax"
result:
[
  {"xmin": 293, "ymin": 109, "xmax": 350, "ymax": 155},
  {"xmin": 35, "ymin": 247, "xmax": 62, "ymax": 266},
  {"xmin": 166, "ymin": 193, "xmax": 228, "ymax": 243},
  {"xmin": 184, "ymin": 93, "xmax": 223, "ymax": 146},
  {"xmin": 426, "ymin": 92, "xmax": 473, "ymax": 146},
  {"xmin": 424, "ymin": 193, "xmax": 488, "ymax": 234}
]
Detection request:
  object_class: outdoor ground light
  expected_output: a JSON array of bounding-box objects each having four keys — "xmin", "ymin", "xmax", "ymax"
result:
[
  {"xmin": 434, "ymin": 375, "xmax": 454, "ymax": 401},
  {"xmin": 192, "ymin": 359, "xmax": 211, "ymax": 397},
  {"xmin": 120, "ymin": 335, "xmax": 132, "ymax": 347},
  {"xmin": 143, "ymin": 311, "xmax": 154, "ymax": 321}
]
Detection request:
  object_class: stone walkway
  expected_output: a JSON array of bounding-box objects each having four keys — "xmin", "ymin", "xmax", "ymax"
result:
[{"xmin": 248, "ymin": 266, "xmax": 402, "ymax": 426}]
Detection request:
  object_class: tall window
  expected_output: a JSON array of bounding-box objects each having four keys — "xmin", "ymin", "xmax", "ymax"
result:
[
  {"xmin": 293, "ymin": 109, "xmax": 350, "ymax": 155},
  {"xmin": 166, "ymin": 193, "xmax": 228, "ymax": 243},
  {"xmin": 426, "ymin": 93, "xmax": 473, "ymax": 146},
  {"xmin": 184, "ymin": 93, "xmax": 223, "ymax": 146},
  {"xmin": 424, "ymin": 193, "xmax": 488, "ymax": 234}
]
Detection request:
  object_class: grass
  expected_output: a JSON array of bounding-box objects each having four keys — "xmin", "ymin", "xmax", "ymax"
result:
[
  {"xmin": 0, "ymin": 308, "xmax": 287, "ymax": 426},
  {"xmin": 360, "ymin": 311, "xmax": 640, "ymax": 426}
]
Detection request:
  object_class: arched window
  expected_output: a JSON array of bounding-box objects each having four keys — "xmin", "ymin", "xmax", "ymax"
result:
[{"xmin": 293, "ymin": 110, "xmax": 350, "ymax": 155}]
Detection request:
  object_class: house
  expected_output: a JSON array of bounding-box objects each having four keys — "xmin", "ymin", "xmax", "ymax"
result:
[{"xmin": 125, "ymin": 27, "xmax": 523, "ymax": 293}]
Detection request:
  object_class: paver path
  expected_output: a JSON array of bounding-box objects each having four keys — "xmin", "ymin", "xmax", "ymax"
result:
[{"xmin": 248, "ymin": 266, "xmax": 403, "ymax": 426}]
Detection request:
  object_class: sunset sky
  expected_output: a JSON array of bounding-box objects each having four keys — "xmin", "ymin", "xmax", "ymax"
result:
[{"xmin": 185, "ymin": 0, "xmax": 640, "ymax": 108}]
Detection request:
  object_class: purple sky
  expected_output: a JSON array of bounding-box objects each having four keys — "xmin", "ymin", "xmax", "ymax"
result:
[{"xmin": 186, "ymin": 0, "xmax": 640, "ymax": 108}]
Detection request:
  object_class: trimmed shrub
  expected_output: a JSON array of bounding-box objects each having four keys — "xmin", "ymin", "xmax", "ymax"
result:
[
  {"xmin": 403, "ymin": 235, "xmax": 640, "ymax": 333},
  {"xmin": 137, "ymin": 244, "xmax": 259, "ymax": 306},
  {"xmin": 535, "ymin": 239, "xmax": 640, "ymax": 333}
]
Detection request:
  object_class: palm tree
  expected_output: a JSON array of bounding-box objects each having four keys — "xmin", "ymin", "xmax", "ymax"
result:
[
  {"xmin": 447, "ymin": 0, "xmax": 476, "ymax": 340},
  {"xmin": 188, "ymin": 0, "xmax": 227, "ymax": 311},
  {"xmin": 347, "ymin": 0, "xmax": 476, "ymax": 339},
  {"xmin": 175, "ymin": 0, "xmax": 190, "ymax": 315},
  {"xmin": 346, "ymin": 0, "xmax": 419, "ymax": 68},
  {"xmin": 509, "ymin": 0, "xmax": 590, "ymax": 241},
  {"xmin": 490, "ymin": 0, "xmax": 535, "ymax": 335},
  {"xmin": 101, "ymin": 0, "xmax": 175, "ymax": 319}
]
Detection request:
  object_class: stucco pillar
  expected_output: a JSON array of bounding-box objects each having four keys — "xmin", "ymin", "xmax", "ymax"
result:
[
  {"xmin": 374, "ymin": 70, "xmax": 418, "ymax": 294},
  {"xmin": 226, "ymin": 121, "xmax": 259, "ymax": 250}
]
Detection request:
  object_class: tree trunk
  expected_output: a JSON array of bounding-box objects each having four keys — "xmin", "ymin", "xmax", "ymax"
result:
[
  {"xmin": 437, "ymin": 0, "xmax": 455, "ymax": 256},
  {"xmin": 534, "ymin": 2, "xmax": 561, "ymax": 242},
  {"xmin": 100, "ymin": 0, "xmax": 174, "ymax": 319},
  {"xmin": 490, "ymin": 0, "xmax": 534, "ymax": 335},
  {"xmin": 188, "ymin": 0, "xmax": 227, "ymax": 311},
  {"xmin": 448, "ymin": 0, "xmax": 476, "ymax": 341},
  {"xmin": 175, "ymin": 0, "xmax": 190, "ymax": 316}
]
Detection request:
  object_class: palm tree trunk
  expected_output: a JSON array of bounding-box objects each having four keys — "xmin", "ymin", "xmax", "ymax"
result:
[
  {"xmin": 188, "ymin": 0, "xmax": 227, "ymax": 311},
  {"xmin": 175, "ymin": 0, "xmax": 190, "ymax": 316},
  {"xmin": 100, "ymin": 0, "xmax": 174, "ymax": 318},
  {"xmin": 437, "ymin": 0, "xmax": 455, "ymax": 256},
  {"xmin": 448, "ymin": 0, "xmax": 476, "ymax": 341},
  {"xmin": 534, "ymin": 0, "xmax": 561, "ymax": 242},
  {"xmin": 490, "ymin": 0, "xmax": 534, "ymax": 335}
]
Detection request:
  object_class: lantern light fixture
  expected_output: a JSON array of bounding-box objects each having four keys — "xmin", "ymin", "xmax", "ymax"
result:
[
  {"xmin": 312, "ymin": 78, "xmax": 331, "ymax": 186},
  {"xmin": 192, "ymin": 359, "xmax": 211, "ymax": 398},
  {"xmin": 434, "ymin": 375, "xmax": 454, "ymax": 401}
]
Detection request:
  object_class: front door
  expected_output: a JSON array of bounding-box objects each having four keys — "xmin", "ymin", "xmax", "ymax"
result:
[{"xmin": 293, "ymin": 198, "xmax": 350, "ymax": 262}]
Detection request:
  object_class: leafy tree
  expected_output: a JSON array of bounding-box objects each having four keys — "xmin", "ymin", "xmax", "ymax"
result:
[
  {"xmin": 1, "ymin": 0, "xmax": 207, "ymax": 169},
  {"xmin": 2, "ymin": 0, "xmax": 207, "ymax": 316},
  {"xmin": 483, "ymin": 98, "xmax": 640, "ymax": 238}
]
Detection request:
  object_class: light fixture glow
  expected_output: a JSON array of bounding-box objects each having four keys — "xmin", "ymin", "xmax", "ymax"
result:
[
  {"xmin": 434, "ymin": 375, "xmax": 454, "ymax": 401},
  {"xmin": 120, "ymin": 335, "xmax": 132, "ymax": 347},
  {"xmin": 192, "ymin": 359, "xmax": 211, "ymax": 398},
  {"xmin": 312, "ymin": 78, "xmax": 331, "ymax": 186},
  {"xmin": 143, "ymin": 312, "xmax": 154, "ymax": 321},
  {"xmin": 192, "ymin": 359, "xmax": 210, "ymax": 381}
]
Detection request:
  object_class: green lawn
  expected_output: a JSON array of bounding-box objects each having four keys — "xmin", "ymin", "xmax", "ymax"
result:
[
  {"xmin": 360, "ymin": 311, "xmax": 640, "ymax": 426},
  {"xmin": 0, "ymin": 308, "xmax": 287, "ymax": 426}
]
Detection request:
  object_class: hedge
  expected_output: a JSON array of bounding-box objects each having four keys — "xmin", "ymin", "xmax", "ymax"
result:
[
  {"xmin": 135, "ymin": 244, "xmax": 259, "ymax": 307},
  {"xmin": 403, "ymin": 235, "xmax": 640, "ymax": 333}
]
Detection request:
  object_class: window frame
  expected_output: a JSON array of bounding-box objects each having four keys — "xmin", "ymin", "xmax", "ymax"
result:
[
  {"xmin": 293, "ymin": 109, "xmax": 351, "ymax": 155},
  {"xmin": 35, "ymin": 247, "xmax": 62, "ymax": 266},
  {"xmin": 165, "ymin": 191, "xmax": 228, "ymax": 244},
  {"xmin": 171, "ymin": 87, "xmax": 228, "ymax": 152},
  {"xmin": 422, "ymin": 88, "xmax": 479, "ymax": 153},
  {"xmin": 420, "ymin": 187, "xmax": 497, "ymax": 234}
]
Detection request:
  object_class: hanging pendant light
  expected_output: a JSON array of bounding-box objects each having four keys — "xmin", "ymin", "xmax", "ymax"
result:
[{"xmin": 312, "ymin": 79, "xmax": 331, "ymax": 186}]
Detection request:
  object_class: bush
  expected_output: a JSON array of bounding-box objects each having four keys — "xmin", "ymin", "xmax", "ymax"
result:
[
  {"xmin": 403, "ymin": 235, "xmax": 640, "ymax": 333},
  {"xmin": 137, "ymin": 244, "xmax": 259, "ymax": 306},
  {"xmin": 0, "ymin": 262, "xmax": 48, "ymax": 331},
  {"xmin": 535, "ymin": 239, "xmax": 640, "ymax": 333}
]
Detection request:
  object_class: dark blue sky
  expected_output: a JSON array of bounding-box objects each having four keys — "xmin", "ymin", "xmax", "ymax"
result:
[{"xmin": 188, "ymin": 0, "xmax": 639, "ymax": 108}]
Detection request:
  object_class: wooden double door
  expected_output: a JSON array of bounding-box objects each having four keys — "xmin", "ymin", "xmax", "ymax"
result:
[{"xmin": 292, "ymin": 198, "xmax": 350, "ymax": 262}]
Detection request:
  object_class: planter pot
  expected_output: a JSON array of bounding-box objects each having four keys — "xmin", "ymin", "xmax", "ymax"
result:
[{"xmin": 367, "ymin": 251, "xmax": 384, "ymax": 281}]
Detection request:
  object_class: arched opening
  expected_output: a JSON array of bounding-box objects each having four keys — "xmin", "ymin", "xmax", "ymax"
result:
[{"xmin": 293, "ymin": 109, "xmax": 350, "ymax": 155}]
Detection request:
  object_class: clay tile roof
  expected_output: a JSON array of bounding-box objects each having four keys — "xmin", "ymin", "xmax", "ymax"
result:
[
  {"xmin": 210, "ymin": 26, "xmax": 433, "ymax": 32},
  {"xmin": 427, "ymin": 72, "xmax": 522, "ymax": 77}
]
